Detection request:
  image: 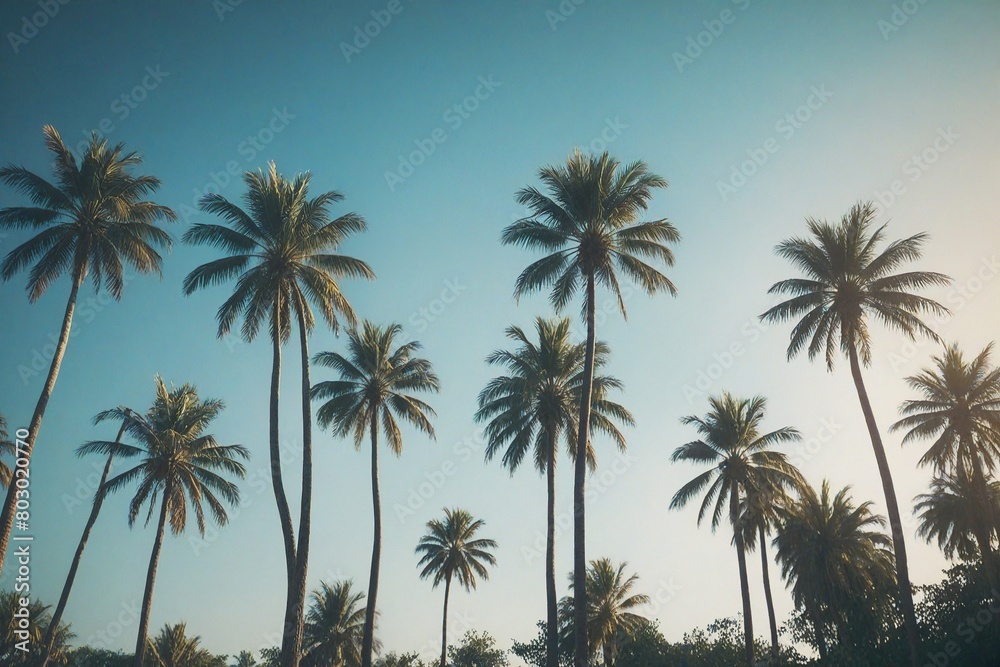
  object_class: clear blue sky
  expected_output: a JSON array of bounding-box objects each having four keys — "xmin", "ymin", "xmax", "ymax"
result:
[{"xmin": 1, "ymin": 0, "xmax": 998, "ymax": 661}]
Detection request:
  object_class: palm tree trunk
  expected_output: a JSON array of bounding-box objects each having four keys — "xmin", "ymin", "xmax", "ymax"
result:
[
  {"xmin": 440, "ymin": 574, "xmax": 452, "ymax": 667},
  {"xmin": 271, "ymin": 310, "xmax": 298, "ymax": 667},
  {"xmin": 362, "ymin": 412, "xmax": 381, "ymax": 667},
  {"xmin": 573, "ymin": 274, "xmax": 597, "ymax": 667},
  {"xmin": 731, "ymin": 490, "xmax": 755, "ymax": 667},
  {"xmin": 809, "ymin": 606, "xmax": 827, "ymax": 659},
  {"xmin": 546, "ymin": 429, "xmax": 559, "ymax": 667},
  {"xmin": 41, "ymin": 423, "xmax": 124, "ymax": 667},
  {"xmin": 133, "ymin": 488, "xmax": 170, "ymax": 667},
  {"xmin": 282, "ymin": 307, "xmax": 314, "ymax": 667},
  {"xmin": 602, "ymin": 643, "xmax": 613, "ymax": 667},
  {"xmin": 758, "ymin": 524, "xmax": 779, "ymax": 661},
  {"xmin": 848, "ymin": 346, "xmax": 920, "ymax": 667},
  {"xmin": 0, "ymin": 270, "xmax": 83, "ymax": 576},
  {"xmin": 970, "ymin": 457, "xmax": 1000, "ymax": 597}
]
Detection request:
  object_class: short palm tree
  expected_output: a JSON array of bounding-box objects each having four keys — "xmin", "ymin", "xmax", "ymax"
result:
[
  {"xmin": 761, "ymin": 200, "xmax": 951, "ymax": 666},
  {"xmin": 183, "ymin": 162, "xmax": 373, "ymax": 667},
  {"xmin": 78, "ymin": 377, "xmax": 247, "ymax": 667},
  {"xmin": 415, "ymin": 508, "xmax": 499, "ymax": 667},
  {"xmin": 914, "ymin": 474, "xmax": 1000, "ymax": 582},
  {"xmin": 892, "ymin": 342, "xmax": 1000, "ymax": 590},
  {"xmin": 558, "ymin": 559, "xmax": 650, "ymax": 666},
  {"xmin": 311, "ymin": 322, "xmax": 439, "ymax": 667},
  {"xmin": 0, "ymin": 414, "xmax": 13, "ymax": 488},
  {"xmin": 147, "ymin": 623, "xmax": 217, "ymax": 667},
  {"xmin": 42, "ymin": 408, "xmax": 141, "ymax": 667},
  {"xmin": 0, "ymin": 592, "xmax": 73, "ymax": 665},
  {"xmin": 0, "ymin": 126, "xmax": 174, "ymax": 572},
  {"xmin": 233, "ymin": 651, "xmax": 260, "ymax": 667},
  {"xmin": 670, "ymin": 393, "xmax": 802, "ymax": 667},
  {"xmin": 302, "ymin": 579, "xmax": 373, "ymax": 667},
  {"xmin": 503, "ymin": 151, "xmax": 678, "ymax": 667},
  {"xmin": 474, "ymin": 317, "xmax": 632, "ymax": 667},
  {"xmin": 773, "ymin": 480, "xmax": 897, "ymax": 658}
]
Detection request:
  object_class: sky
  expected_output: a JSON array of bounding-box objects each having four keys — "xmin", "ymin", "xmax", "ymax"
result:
[{"xmin": 1, "ymin": 0, "xmax": 999, "ymax": 662}]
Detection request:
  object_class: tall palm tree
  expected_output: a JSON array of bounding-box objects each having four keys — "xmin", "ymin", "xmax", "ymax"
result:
[
  {"xmin": 183, "ymin": 162, "xmax": 373, "ymax": 666},
  {"xmin": 147, "ymin": 623, "xmax": 217, "ymax": 667},
  {"xmin": 670, "ymin": 393, "xmax": 802, "ymax": 666},
  {"xmin": 78, "ymin": 377, "xmax": 247, "ymax": 667},
  {"xmin": 0, "ymin": 126, "xmax": 174, "ymax": 572},
  {"xmin": 311, "ymin": 322, "xmax": 439, "ymax": 667},
  {"xmin": 415, "ymin": 508, "xmax": 499, "ymax": 667},
  {"xmin": 761, "ymin": 200, "xmax": 951, "ymax": 666},
  {"xmin": 773, "ymin": 480, "xmax": 897, "ymax": 657},
  {"xmin": 474, "ymin": 317, "xmax": 633, "ymax": 667},
  {"xmin": 0, "ymin": 414, "xmax": 13, "ymax": 489},
  {"xmin": 42, "ymin": 407, "xmax": 142, "ymax": 667},
  {"xmin": 502, "ymin": 151, "xmax": 678, "ymax": 666},
  {"xmin": 302, "ymin": 579, "xmax": 373, "ymax": 667},
  {"xmin": 891, "ymin": 342, "xmax": 1000, "ymax": 591},
  {"xmin": 914, "ymin": 474, "xmax": 1000, "ymax": 580},
  {"xmin": 559, "ymin": 559, "xmax": 650, "ymax": 667}
]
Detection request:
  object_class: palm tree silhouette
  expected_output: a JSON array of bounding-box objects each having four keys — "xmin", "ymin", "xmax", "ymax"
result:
[
  {"xmin": 503, "ymin": 151, "xmax": 678, "ymax": 667},
  {"xmin": 302, "ymin": 579, "xmax": 374, "ymax": 667}
]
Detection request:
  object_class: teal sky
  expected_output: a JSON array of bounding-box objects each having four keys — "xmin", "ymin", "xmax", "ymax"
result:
[{"xmin": 1, "ymin": 0, "xmax": 999, "ymax": 661}]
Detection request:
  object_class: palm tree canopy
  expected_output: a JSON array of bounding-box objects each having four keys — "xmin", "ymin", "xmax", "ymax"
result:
[
  {"xmin": 0, "ymin": 414, "xmax": 14, "ymax": 488},
  {"xmin": 773, "ymin": 480, "xmax": 896, "ymax": 614},
  {"xmin": 559, "ymin": 558, "xmax": 651, "ymax": 656},
  {"xmin": 182, "ymin": 161, "xmax": 375, "ymax": 342},
  {"xmin": 0, "ymin": 125, "xmax": 175, "ymax": 301},
  {"xmin": 302, "ymin": 579, "xmax": 374, "ymax": 667},
  {"xmin": 78, "ymin": 376, "xmax": 248, "ymax": 536},
  {"xmin": 146, "ymin": 623, "xmax": 216, "ymax": 667},
  {"xmin": 416, "ymin": 507, "xmax": 498, "ymax": 591},
  {"xmin": 311, "ymin": 321, "xmax": 439, "ymax": 452},
  {"xmin": 914, "ymin": 473, "xmax": 1000, "ymax": 562},
  {"xmin": 475, "ymin": 316, "xmax": 634, "ymax": 473},
  {"xmin": 761, "ymin": 200, "xmax": 951, "ymax": 370},
  {"xmin": 670, "ymin": 393, "xmax": 803, "ymax": 531},
  {"xmin": 892, "ymin": 342, "xmax": 1000, "ymax": 475},
  {"xmin": 502, "ymin": 150, "xmax": 679, "ymax": 315}
]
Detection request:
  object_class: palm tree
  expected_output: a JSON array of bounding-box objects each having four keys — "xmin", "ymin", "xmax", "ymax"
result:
[
  {"xmin": 891, "ymin": 342, "xmax": 1000, "ymax": 591},
  {"xmin": 474, "ymin": 317, "xmax": 633, "ymax": 667},
  {"xmin": 42, "ymin": 407, "xmax": 141, "ymax": 667},
  {"xmin": 183, "ymin": 162, "xmax": 374, "ymax": 667},
  {"xmin": 311, "ymin": 322, "xmax": 439, "ymax": 667},
  {"xmin": 914, "ymin": 474, "xmax": 1000, "ymax": 580},
  {"xmin": 0, "ymin": 414, "xmax": 13, "ymax": 489},
  {"xmin": 302, "ymin": 579, "xmax": 373, "ymax": 667},
  {"xmin": 147, "ymin": 623, "xmax": 217, "ymax": 667},
  {"xmin": 559, "ymin": 559, "xmax": 650, "ymax": 667},
  {"xmin": 0, "ymin": 592, "xmax": 73, "ymax": 665},
  {"xmin": 415, "ymin": 508, "xmax": 499, "ymax": 667},
  {"xmin": 78, "ymin": 377, "xmax": 248, "ymax": 667},
  {"xmin": 503, "ymin": 151, "xmax": 679, "ymax": 667},
  {"xmin": 233, "ymin": 651, "xmax": 260, "ymax": 667},
  {"xmin": 0, "ymin": 126, "xmax": 174, "ymax": 572},
  {"xmin": 761, "ymin": 200, "xmax": 951, "ymax": 666},
  {"xmin": 773, "ymin": 480, "xmax": 897, "ymax": 657},
  {"xmin": 670, "ymin": 393, "xmax": 802, "ymax": 666}
]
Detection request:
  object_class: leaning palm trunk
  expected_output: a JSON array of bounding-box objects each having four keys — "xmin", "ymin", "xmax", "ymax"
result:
[
  {"xmin": 0, "ymin": 271, "xmax": 82, "ymax": 575},
  {"xmin": 134, "ymin": 486, "xmax": 171, "ymax": 666},
  {"xmin": 573, "ymin": 276, "xmax": 597, "ymax": 667},
  {"xmin": 758, "ymin": 524, "xmax": 779, "ymax": 661},
  {"xmin": 282, "ymin": 309, "xmax": 314, "ymax": 667},
  {"xmin": 41, "ymin": 423, "xmax": 123, "ymax": 667},
  {"xmin": 545, "ymin": 430, "xmax": 559, "ymax": 667},
  {"xmin": 730, "ymin": 491, "xmax": 755, "ymax": 666},
  {"xmin": 848, "ymin": 346, "xmax": 921, "ymax": 666},
  {"xmin": 362, "ymin": 413, "xmax": 382, "ymax": 667},
  {"xmin": 440, "ymin": 574, "xmax": 452, "ymax": 667}
]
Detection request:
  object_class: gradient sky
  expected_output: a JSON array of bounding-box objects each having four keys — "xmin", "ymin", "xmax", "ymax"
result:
[{"xmin": 1, "ymin": 0, "xmax": 999, "ymax": 662}]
